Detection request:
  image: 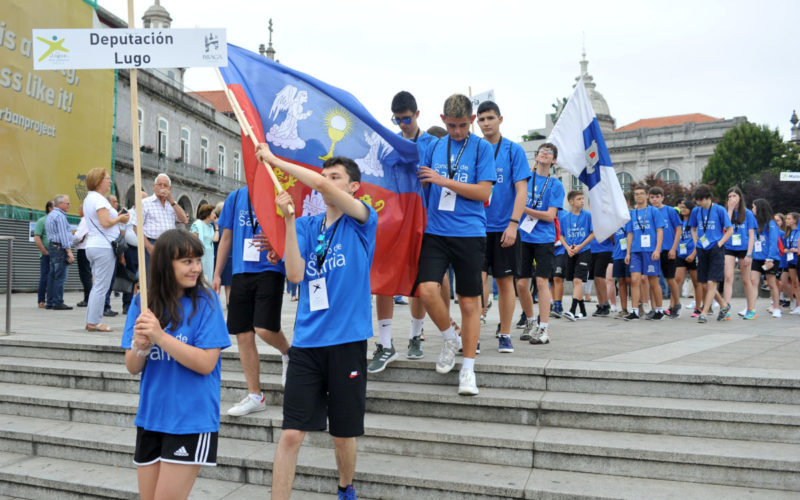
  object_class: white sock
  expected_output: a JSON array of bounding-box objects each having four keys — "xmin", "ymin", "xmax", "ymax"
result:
[
  {"xmin": 461, "ymin": 357, "xmax": 475, "ymax": 371},
  {"xmin": 249, "ymin": 393, "xmax": 263, "ymax": 402},
  {"xmin": 539, "ymin": 322, "xmax": 548, "ymax": 329},
  {"xmin": 409, "ymin": 317, "xmax": 424, "ymax": 339},
  {"xmin": 378, "ymin": 319, "xmax": 393, "ymax": 347},
  {"xmin": 442, "ymin": 326, "xmax": 457, "ymax": 341},
  {"xmin": 656, "ymin": 307, "xmax": 663, "ymax": 313},
  {"xmin": 526, "ymin": 318, "xmax": 537, "ymax": 326},
  {"xmin": 632, "ymin": 307, "xmax": 639, "ymax": 315},
  {"xmin": 281, "ymin": 354, "xmax": 289, "ymax": 361}
]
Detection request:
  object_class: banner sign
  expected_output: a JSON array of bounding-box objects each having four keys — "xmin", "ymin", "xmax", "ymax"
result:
[
  {"xmin": 32, "ymin": 28, "xmax": 227, "ymax": 70},
  {"xmin": 470, "ymin": 89, "xmax": 495, "ymax": 110},
  {"xmin": 780, "ymin": 171, "xmax": 800, "ymax": 181}
]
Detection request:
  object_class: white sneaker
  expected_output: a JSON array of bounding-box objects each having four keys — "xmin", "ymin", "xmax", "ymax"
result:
[
  {"xmin": 436, "ymin": 339, "xmax": 458, "ymax": 374},
  {"xmin": 282, "ymin": 357, "xmax": 289, "ymax": 387},
  {"xmin": 773, "ymin": 309, "xmax": 782, "ymax": 318},
  {"xmin": 458, "ymin": 369, "xmax": 479, "ymax": 396},
  {"xmin": 790, "ymin": 307, "xmax": 800, "ymax": 315},
  {"xmin": 227, "ymin": 395, "xmax": 266, "ymax": 416},
  {"xmin": 562, "ymin": 311, "xmax": 577, "ymax": 322},
  {"xmin": 737, "ymin": 308, "xmax": 747, "ymax": 317},
  {"xmin": 688, "ymin": 300, "xmax": 696, "ymax": 309}
]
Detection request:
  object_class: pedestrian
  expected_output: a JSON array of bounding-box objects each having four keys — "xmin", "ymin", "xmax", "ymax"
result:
[
  {"xmin": 675, "ymin": 199, "xmax": 703, "ymax": 317},
  {"xmin": 190, "ymin": 204, "xmax": 217, "ymax": 283},
  {"xmin": 137, "ymin": 173, "xmax": 189, "ymax": 268},
  {"xmin": 559, "ymin": 191, "xmax": 595, "ymax": 321},
  {"xmin": 122, "ymin": 228, "xmax": 230, "ymax": 500},
  {"xmin": 212, "ymin": 201, "xmax": 232, "ymax": 306},
  {"xmin": 45, "ymin": 194, "xmax": 75, "ymax": 310},
  {"xmin": 73, "ymin": 207, "xmax": 92, "ymax": 307},
  {"xmin": 102, "ymin": 193, "xmax": 123, "ymax": 317},
  {"xmin": 649, "ymin": 186, "xmax": 683, "ymax": 318},
  {"xmin": 784, "ymin": 212, "xmax": 800, "ymax": 315},
  {"xmin": 749, "ymin": 199, "xmax": 782, "ymax": 318},
  {"xmin": 723, "ymin": 187, "xmax": 757, "ymax": 319},
  {"xmin": 33, "ymin": 200, "xmax": 53, "ymax": 308},
  {"xmin": 624, "ymin": 186, "xmax": 666, "ymax": 321}
]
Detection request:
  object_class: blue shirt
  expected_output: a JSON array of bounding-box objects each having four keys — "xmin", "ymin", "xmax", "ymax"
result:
[
  {"xmin": 752, "ymin": 220, "xmax": 781, "ymax": 261},
  {"xmin": 724, "ymin": 209, "xmax": 757, "ymax": 251},
  {"xmin": 217, "ymin": 187, "xmax": 285, "ymax": 276},
  {"xmin": 400, "ymin": 129, "xmax": 437, "ymax": 160},
  {"xmin": 612, "ymin": 225, "xmax": 628, "ymax": 260},
  {"xmin": 626, "ymin": 206, "xmax": 665, "ymax": 253},
  {"xmin": 677, "ymin": 219, "xmax": 695, "ymax": 257},
  {"xmin": 293, "ymin": 204, "xmax": 378, "ymax": 348},
  {"xmin": 121, "ymin": 292, "xmax": 231, "ymax": 434},
  {"xmin": 519, "ymin": 173, "xmax": 565, "ymax": 244},
  {"xmin": 559, "ymin": 209, "xmax": 593, "ymax": 253},
  {"xmin": 787, "ymin": 229, "xmax": 799, "ymax": 266},
  {"xmin": 657, "ymin": 206, "xmax": 682, "ymax": 251},
  {"xmin": 484, "ymin": 138, "xmax": 531, "ymax": 232},
  {"xmin": 688, "ymin": 204, "xmax": 732, "ymax": 248},
  {"xmin": 421, "ymin": 134, "xmax": 496, "ymax": 237},
  {"xmin": 45, "ymin": 208, "xmax": 72, "ymax": 248}
]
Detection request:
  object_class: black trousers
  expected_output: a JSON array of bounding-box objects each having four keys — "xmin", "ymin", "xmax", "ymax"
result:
[{"xmin": 77, "ymin": 249, "xmax": 92, "ymax": 302}]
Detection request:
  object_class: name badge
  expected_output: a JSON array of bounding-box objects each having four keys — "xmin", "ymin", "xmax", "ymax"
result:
[
  {"xmin": 788, "ymin": 253, "xmax": 795, "ymax": 262},
  {"xmin": 619, "ymin": 237, "xmax": 627, "ymax": 251},
  {"xmin": 700, "ymin": 234, "xmax": 710, "ymax": 249},
  {"xmin": 754, "ymin": 240, "xmax": 762, "ymax": 253},
  {"xmin": 520, "ymin": 215, "xmax": 537, "ymax": 233},
  {"xmin": 243, "ymin": 238, "xmax": 260, "ymax": 262},
  {"xmin": 732, "ymin": 234, "xmax": 742, "ymax": 246},
  {"xmin": 640, "ymin": 234, "xmax": 651, "ymax": 248},
  {"xmin": 308, "ymin": 277, "xmax": 330, "ymax": 311},
  {"xmin": 438, "ymin": 188, "xmax": 456, "ymax": 212}
]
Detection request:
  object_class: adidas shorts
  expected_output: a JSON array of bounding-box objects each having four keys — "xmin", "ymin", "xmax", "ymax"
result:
[{"xmin": 133, "ymin": 427, "xmax": 218, "ymax": 466}]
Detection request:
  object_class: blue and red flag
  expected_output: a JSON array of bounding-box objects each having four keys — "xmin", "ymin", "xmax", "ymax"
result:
[{"xmin": 220, "ymin": 44, "xmax": 425, "ymax": 296}]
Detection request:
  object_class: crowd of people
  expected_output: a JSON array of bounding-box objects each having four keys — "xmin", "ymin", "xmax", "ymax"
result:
[{"xmin": 33, "ymin": 91, "xmax": 795, "ymax": 500}]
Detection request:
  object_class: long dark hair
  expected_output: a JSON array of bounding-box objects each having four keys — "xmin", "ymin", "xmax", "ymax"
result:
[
  {"xmin": 752, "ymin": 198, "xmax": 773, "ymax": 234},
  {"xmin": 679, "ymin": 199, "xmax": 695, "ymax": 221},
  {"xmin": 147, "ymin": 228, "xmax": 211, "ymax": 330},
  {"xmin": 726, "ymin": 186, "xmax": 746, "ymax": 225}
]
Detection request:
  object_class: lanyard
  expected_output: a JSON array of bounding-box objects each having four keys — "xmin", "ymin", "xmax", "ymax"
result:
[
  {"xmin": 635, "ymin": 206, "xmax": 648, "ymax": 231},
  {"xmin": 446, "ymin": 134, "xmax": 470, "ymax": 179},
  {"xmin": 701, "ymin": 207, "xmax": 711, "ymax": 232},
  {"xmin": 316, "ymin": 215, "xmax": 341, "ymax": 273},
  {"xmin": 682, "ymin": 220, "xmax": 691, "ymax": 239},
  {"xmin": 493, "ymin": 136, "xmax": 503, "ymax": 160},
  {"xmin": 531, "ymin": 171, "xmax": 551, "ymax": 210},
  {"xmin": 247, "ymin": 197, "xmax": 259, "ymax": 235},
  {"xmin": 412, "ymin": 128, "xmax": 420, "ymax": 143}
]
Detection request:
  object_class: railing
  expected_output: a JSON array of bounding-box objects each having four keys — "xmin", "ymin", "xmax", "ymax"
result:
[
  {"xmin": 115, "ymin": 141, "xmax": 245, "ymax": 193},
  {"xmin": 0, "ymin": 236, "xmax": 12, "ymax": 336}
]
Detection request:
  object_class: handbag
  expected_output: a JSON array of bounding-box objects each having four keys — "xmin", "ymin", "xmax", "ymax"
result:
[
  {"xmin": 88, "ymin": 215, "xmax": 128, "ymax": 257},
  {"xmin": 111, "ymin": 265, "xmax": 138, "ymax": 294}
]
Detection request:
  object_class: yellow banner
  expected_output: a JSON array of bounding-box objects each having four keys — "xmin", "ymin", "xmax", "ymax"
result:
[{"xmin": 0, "ymin": 0, "xmax": 114, "ymax": 216}]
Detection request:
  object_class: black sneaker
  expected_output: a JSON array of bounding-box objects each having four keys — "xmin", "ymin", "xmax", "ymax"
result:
[
  {"xmin": 76, "ymin": 300, "xmax": 88, "ymax": 307},
  {"xmin": 644, "ymin": 309, "xmax": 656, "ymax": 320},
  {"xmin": 594, "ymin": 305, "xmax": 611, "ymax": 317},
  {"xmin": 103, "ymin": 309, "xmax": 118, "ymax": 317},
  {"xmin": 651, "ymin": 311, "xmax": 664, "ymax": 320},
  {"xmin": 623, "ymin": 311, "xmax": 639, "ymax": 321},
  {"xmin": 495, "ymin": 323, "xmax": 501, "ymax": 338},
  {"xmin": 515, "ymin": 312, "xmax": 527, "ymax": 329},
  {"xmin": 669, "ymin": 304, "xmax": 681, "ymax": 319}
]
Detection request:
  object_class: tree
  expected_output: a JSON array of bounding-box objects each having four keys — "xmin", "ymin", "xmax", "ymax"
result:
[
  {"xmin": 632, "ymin": 174, "xmax": 695, "ymax": 207},
  {"xmin": 702, "ymin": 122, "xmax": 788, "ymax": 199}
]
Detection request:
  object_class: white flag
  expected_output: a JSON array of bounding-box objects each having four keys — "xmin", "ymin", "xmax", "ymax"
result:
[{"xmin": 547, "ymin": 76, "xmax": 629, "ymax": 241}]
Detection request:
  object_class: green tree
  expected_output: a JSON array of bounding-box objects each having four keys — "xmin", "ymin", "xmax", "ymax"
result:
[{"xmin": 702, "ymin": 122, "xmax": 788, "ymax": 199}]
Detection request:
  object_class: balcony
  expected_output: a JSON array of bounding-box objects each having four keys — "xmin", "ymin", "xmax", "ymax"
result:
[{"xmin": 114, "ymin": 140, "xmax": 245, "ymax": 193}]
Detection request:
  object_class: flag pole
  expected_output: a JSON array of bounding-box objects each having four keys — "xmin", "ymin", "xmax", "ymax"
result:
[
  {"xmin": 213, "ymin": 68, "xmax": 294, "ymax": 215},
  {"xmin": 127, "ymin": 0, "xmax": 148, "ymax": 311},
  {"xmin": 468, "ymin": 85, "xmax": 474, "ymax": 133}
]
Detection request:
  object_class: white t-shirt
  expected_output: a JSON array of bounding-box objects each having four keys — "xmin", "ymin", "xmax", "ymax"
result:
[
  {"xmin": 83, "ymin": 191, "xmax": 120, "ymax": 249},
  {"xmin": 124, "ymin": 208, "xmax": 138, "ymax": 247}
]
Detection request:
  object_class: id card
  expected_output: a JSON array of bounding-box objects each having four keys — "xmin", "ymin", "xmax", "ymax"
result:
[
  {"xmin": 438, "ymin": 188, "xmax": 456, "ymax": 212},
  {"xmin": 640, "ymin": 234, "xmax": 651, "ymax": 248},
  {"xmin": 520, "ymin": 215, "xmax": 537, "ymax": 233},
  {"xmin": 679, "ymin": 243, "xmax": 687, "ymax": 255},
  {"xmin": 308, "ymin": 277, "xmax": 330, "ymax": 311},
  {"xmin": 619, "ymin": 237, "xmax": 627, "ymax": 251},
  {"xmin": 754, "ymin": 240, "xmax": 762, "ymax": 253},
  {"xmin": 243, "ymin": 238, "xmax": 260, "ymax": 262},
  {"xmin": 788, "ymin": 252, "xmax": 795, "ymax": 262},
  {"xmin": 700, "ymin": 234, "xmax": 710, "ymax": 249},
  {"xmin": 732, "ymin": 234, "xmax": 742, "ymax": 246}
]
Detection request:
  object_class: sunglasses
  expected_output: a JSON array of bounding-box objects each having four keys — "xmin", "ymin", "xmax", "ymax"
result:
[
  {"xmin": 537, "ymin": 149, "xmax": 554, "ymax": 156},
  {"xmin": 391, "ymin": 115, "xmax": 413, "ymax": 125},
  {"xmin": 315, "ymin": 234, "xmax": 326, "ymax": 259}
]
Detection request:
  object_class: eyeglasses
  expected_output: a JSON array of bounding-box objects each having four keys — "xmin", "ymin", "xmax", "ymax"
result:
[
  {"xmin": 537, "ymin": 148, "xmax": 554, "ymax": 156},
  {"xmin": 391, "ymin": 115, "xmax": 413, "ymax": 125}
]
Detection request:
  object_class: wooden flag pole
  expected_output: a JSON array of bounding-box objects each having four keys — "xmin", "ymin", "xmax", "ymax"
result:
[
  {"xmin": 213, "ymin": 68, "xmax": 294, "ymax": 215},
  {"xmin": 128, "ymin": 0, "xmax": 148, "ymax": 311}
]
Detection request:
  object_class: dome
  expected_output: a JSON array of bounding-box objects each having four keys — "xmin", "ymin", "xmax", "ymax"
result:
[
  {"xmin": 142, "ymin": 0, "xmax": 172, "ymax": 28},
  {"xmin": 573, "ymin": 52, "xmax": 615, "ymax": 134}
]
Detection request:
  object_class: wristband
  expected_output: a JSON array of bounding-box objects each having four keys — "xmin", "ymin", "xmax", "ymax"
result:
[
  {"xmin": 509, "ymin": 218, "xmax": 520, "ymax": 224},
  {"xmin": 746, "ymin": 254, "xmax": 752, "ymax": 258},
  {"xmin": 170, "ymin": 202, "xmax": 177, "ymax": 206}
]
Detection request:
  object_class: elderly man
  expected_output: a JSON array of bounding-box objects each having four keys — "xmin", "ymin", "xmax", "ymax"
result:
[
  {"xmin": 45, "ymin": 194, "xmax": 75, "ymax": 310},
  {"xmin": 136, "ymin": 173, "xmax": 188, "ymax": 267}
]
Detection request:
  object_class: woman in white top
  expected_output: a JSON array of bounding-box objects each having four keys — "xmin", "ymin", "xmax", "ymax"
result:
[
  {"xmin": 189, "ymin": 204, "xmax": 217, "ymax": 284},
  {"xmin": 82, "ymin": 168, "xmax": 130, "ymax": 332}
]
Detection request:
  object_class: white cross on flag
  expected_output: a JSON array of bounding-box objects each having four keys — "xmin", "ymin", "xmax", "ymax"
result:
[{"xmin": 547, "ymin": 75, "xmax": 630, "ymax": 241}]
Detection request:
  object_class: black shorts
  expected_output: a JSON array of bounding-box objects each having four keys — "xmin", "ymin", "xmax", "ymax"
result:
[
  {"xmin": 516, "ymin": 242, "xmax": 556, "ymax": 280},
  {"xmin": 134, "ymin": 427, "xmax": 218, "ymax": 466},
  {"xmin": 676, "ymin": 256, "xmax": 697, "ymax": 270},
  {"xmin": 417, "ymin": 234, "xmax": 484, "ymax": 297},
  {"xmin": 483, "ymin": 232, "xmax": 517, "ymax": 278},
  {"xmin": 552, "ymin": 253, "xmax": 568, "ymax": 279},
  {"xmin": 612, "ymin": 259, "xmax": 630, "ymax": 278},
  {"xmin": 592, "ymin": 252, "xmax": 613, "ymax": 279},
  {"xmin": 751, "ymin": 260, "xmax": 780, "ymax": 276},
  {"xmin": 696, "ymin": 244, "xmax": 725, "ymax": 283},
  {"xmin": 566, "ymin": 251, "xmax": 592, "ymax": 282},
  {"xmin": 282, "ymin": 340, "xmax": 367, "ymax": 438},
  {"xmin": 659, "ymin": 250, "xmax": 677, "ymax": 279},
  {"xmin": 227, "ymin": 270, "xmax": 284, "ymax": 334},
  {"xmin": 725, "ymin": 249, "xmax": 747, "ymax": 259}
]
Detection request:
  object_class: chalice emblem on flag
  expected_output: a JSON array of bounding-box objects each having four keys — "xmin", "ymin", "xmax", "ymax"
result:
[{"xmin": 319, "ymin": 107, "xmax": 353, "ymax": 160}]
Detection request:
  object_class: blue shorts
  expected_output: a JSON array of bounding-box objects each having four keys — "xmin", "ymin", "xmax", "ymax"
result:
[
  {"xmin": 630, "ymin": 251, "xmax": 661, "ymax": 276},
  {"xmin": 612, "ymin": 259, "xmax": 630, "ymax": 278}
]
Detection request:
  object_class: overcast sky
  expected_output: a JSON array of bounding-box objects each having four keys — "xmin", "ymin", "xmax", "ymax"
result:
[{"xmin": 99, "ymin": 0, "xmax": 799, "ymax": 142}]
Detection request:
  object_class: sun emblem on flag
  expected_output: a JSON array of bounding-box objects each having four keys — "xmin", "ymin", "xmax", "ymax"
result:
[{"xmin": 319, "ymin": 107, "xmax": 353, "ymax": 161}]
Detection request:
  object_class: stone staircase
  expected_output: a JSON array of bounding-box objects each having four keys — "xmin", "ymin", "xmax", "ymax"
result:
[{"xmin": 0, "ymin": 335, "xmax": 799, "ymax": 499}]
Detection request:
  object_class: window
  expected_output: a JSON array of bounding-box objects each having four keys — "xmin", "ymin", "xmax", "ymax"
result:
[
  {"xmin": 571, "ymin": 175, "xmax": 583, "ymax": 192},
  {"xmin": 617, "ymin": 172, "xmax": 633, "ymax": 192},
  {"xmin": 137, "ymin": 108, "xmax": 144, "ymax": 147},
  {"xmin": 180, "ymin": 127, "xmax": 190, "ymax": 163},
  {"xmin": 218, "ymin": 144, "xmax": 226, "ymax": 176},
  {"xmin": 200, "ymin": 137, "xmax": 209, "ymax": 169},
  {"xmin": 657, "ymin": 168, "xmax": 680, "ymax": 185},
  {"xmin": 233, "ymin": 151, "xmax": 242, "ymax": 180},
  {"xmin": 157, "ymin": 117, "xmax": 168, "ymax": 156}
]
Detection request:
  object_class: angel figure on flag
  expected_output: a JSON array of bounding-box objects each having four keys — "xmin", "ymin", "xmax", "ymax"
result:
[
  {"xmin": 266, "ymin": 85, "xmax": 313, "ymax": 150},
  {"xmin": 355, "ymin": 131, "xmax": 392, "ymax": 178}
]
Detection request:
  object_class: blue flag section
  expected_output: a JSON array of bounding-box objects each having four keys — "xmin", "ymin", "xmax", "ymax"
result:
[{"xmin": 220, "ymin": 44, "xmax": 426, "ymax": 296}]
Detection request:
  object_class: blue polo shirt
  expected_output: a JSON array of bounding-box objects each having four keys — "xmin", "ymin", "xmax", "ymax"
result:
[
  {"xmin": 626, "ymin": 206, "xmax": 665, "ymax": 253},
  {"xmin": 688, "ymin": 204, "xmax": 732, "ymax": 248},
  {"xmin": 657, "ymin": 205, "xmax": 682, "ymax": 251},
  {"xmin": 724, "ymin": 209, "xmax": 757, "ymax": 251},
  {"xmin": 519, "ymin": 173, "xmax": 565, "ymax": 244},
  {"xmin": 677, "ymin": 219, "xmax": 695, "ymax": 257},
  {"xmin": 612, "ymin": 225, "xmax": 628, "ymax": 261},
  {"xmin": 752, "ymin": 220, "xmax": 781, "ymax": 261},
  {"xmin": 559, "ymin": 209, "xmax": 593, "ymax": 253},
  {"xmin": 484, "ymin": 138, "xmax": 531, "ymax": 232}
]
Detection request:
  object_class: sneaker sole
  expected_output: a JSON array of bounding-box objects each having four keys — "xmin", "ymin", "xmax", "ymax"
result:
[
  {"xmin": 227, "ymin": 405, "xmax": 267, "ymax": 417},
  {"xmin": 564, "ymin": 315, "xmax": 576, "ymax": 322},
  {"xmin": 498, "ymin": 348, "xmax": 514, "ymax": 353},
  {"xmin": 367, "ymin": 352, "xmax": 399, "ymax": 374},
  {"xmin": 406, "ymin": 353, "xmax": 424, "ymax": 359},
  {"xmin": 458, "ymin": 386, "xmax": 479, "ymax": 396}
]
